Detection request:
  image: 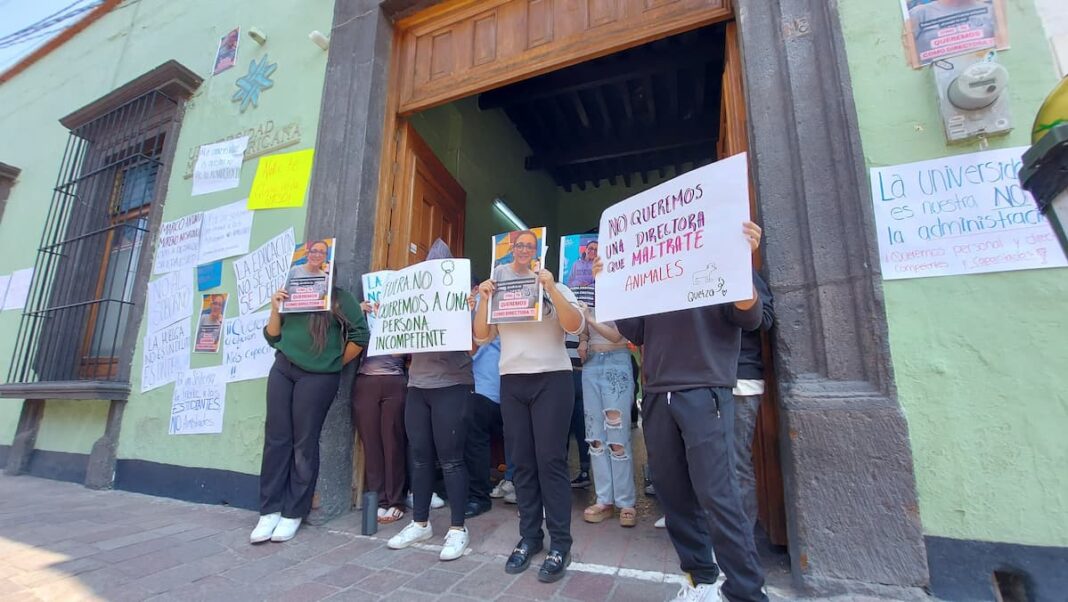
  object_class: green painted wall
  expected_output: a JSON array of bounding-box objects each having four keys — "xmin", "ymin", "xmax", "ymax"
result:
[
  {"xmin": 410, "ymin": 97, "xmax": 561, "ymax": 278},
  {"xmin": 0, "ymin": 0, "xmax": 333, "ymax": 474},
  {"xmin": 839, "ymin": 0, "xmax": 1068, "ymax": 548},
  {"xmin": 34, "ymin": 400, "xmax": 110, "ymax": 454}
]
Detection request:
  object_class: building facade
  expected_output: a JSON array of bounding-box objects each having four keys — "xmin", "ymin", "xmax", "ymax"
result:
[{"xmin": 0, "ymin": 0, "xmax": 1064, "ymax": 600}]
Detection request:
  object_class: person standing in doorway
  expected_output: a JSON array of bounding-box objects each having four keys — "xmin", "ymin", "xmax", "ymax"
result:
[
  {"xmin": 474, "ymin": 231, "xmax": 586, "ymax": 584},
  {"xmin": 593, "ymin": 221, "xmax": 769, "ymax": 602},
  {"xmin": 578, "ymin": 305, "xmax": 637, "ymax": 528},
  {"xmin": 251, "ymin": 275, "xmax": 369, "ymax": 544},
  {"xmin": 387, "ymin": 240, "xmax": 475, "ymax": 562},
  {"xmin": 566, "ymin": 332, "xmax": 591, "ymax": 489},
  {"xmin": 733, "ymin": 272, "xmax": 774, "ymax": 535}
]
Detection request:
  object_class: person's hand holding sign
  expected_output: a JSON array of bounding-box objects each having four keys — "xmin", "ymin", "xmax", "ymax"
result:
[{"xmin": 735, "ymin": 221, "xmax": 763, "ymax": 311}]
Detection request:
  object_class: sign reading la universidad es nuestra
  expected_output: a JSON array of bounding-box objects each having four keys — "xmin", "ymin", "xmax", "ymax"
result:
[
  {"xmin": 367, "ymin": 259, "xmax": 472, "ymax": 356},
  {"xmin": 595, "ymin": 153, "xmax": 753, "ymax": 323}
]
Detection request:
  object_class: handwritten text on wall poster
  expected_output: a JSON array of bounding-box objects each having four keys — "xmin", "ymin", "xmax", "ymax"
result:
[
  {"xmin": 153, "ymin": 213, "xmax": 204, "ymax": 275},
  {"xmin": 141, "ymin": 320, "xmax": 191, "ymax": 393},
  {"xmin": 170, "ymin": 367, "xmax": 227, "ymax": 435},
  {"xmin": 223, "ymin": 310, "xmax": 274, "ymax": 382},
  {"xmin": 191, "ymin": 136, "xmax": 249, "ymax": 196},
  {"xmin": 595, "ymin": 153, "xmax": 753, "ymax": 323},
  {"xmin": 247, "ymin": 148, "xmax": 315, "ymax": 210},
  {"xmin": 198, "ymin": 200, "xmax": 255, "ymax": 264},
  {"xmin": 233, "ymin": 228, "xmax": 295, "ymax": 315},
  {"xmin": 870, "ymin": 147, "xmax": 1067, "ymax": 280},
  {"xmin": 182, "ymin": 120, "xmax": 302, "ymax": 179},
  {"xmin": 367, "ymin": 259, "xmax": 472, "ymax": 356},
  {"xmin": 146, "ymin": 269, "xmax": 195, "ymax": 334},
  {"xmin": 361, "ymin": 270, "xmax": 394, "ymax": 333}
]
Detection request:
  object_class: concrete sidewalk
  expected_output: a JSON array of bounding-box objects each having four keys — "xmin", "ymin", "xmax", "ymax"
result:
[{"xmin": 0, "ymin": 475, "xmax": 898, "ymax": 601}]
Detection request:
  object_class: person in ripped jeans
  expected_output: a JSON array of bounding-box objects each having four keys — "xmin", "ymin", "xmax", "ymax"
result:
[{"xmin": 578, "ymin": 304, "xmax": 637, "ymax": 528}]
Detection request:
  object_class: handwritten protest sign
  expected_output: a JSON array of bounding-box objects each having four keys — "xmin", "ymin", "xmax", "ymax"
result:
[
  {"xmin": 153, "ymin": 213, "xmax": 204, "ymax": 275},
  {"xmin": 367, "ymin": 258, "xmax": 472, "ymax": 356},
  {"xmin": 141, "ymin": 320, "xmax": 191, "ymax": 393},
  {"xmin": 146, "ymin": 269, "xmax": 194, "ymax": 334},
  {"xmin": 169, "ymin": 367, "xmax": 227, "ymax": 435},
  {"xmin": 870, "ymin": 147, "xmax": 1067, "ymax": 280},
  {"xmin": 192, "ymin": 136, "xmax": 248, "ymax": 196},
  {"xmin": 361, "ymin": 270, "xmax": 394, "ymax": 333},
  {"xmin": 233, "ymin": 228, "xmax": 295, "ymax": 315},
  {"xmin": 198, "ymin": 200, "xmax": 255, "ymax": 264},
  {"xmin": 247, "ymin": 148, "xmax": 314, "ymax": 210},
  {"xmin": 223, "ymin": 310, "xmax": 274, "ymax": 382},
  {"xmin": 595, "ymin": 153, "xmax": 752, "ymax": 322}
]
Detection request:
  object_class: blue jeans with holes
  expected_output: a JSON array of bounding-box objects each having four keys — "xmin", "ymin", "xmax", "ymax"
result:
[{"xmin": 582, "ymin": 350, "xmax": 636, "ymax": 508}]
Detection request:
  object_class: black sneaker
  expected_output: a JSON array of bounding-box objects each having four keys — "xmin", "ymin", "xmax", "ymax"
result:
[
  {"xmin": 537, "ymin": 549, "xmax": 571, "ymax": 583},
  {"xmin": 464, "ymin": 500, "xmax": 491, "ymax": 519},
  {"xmin": 505, "ymin": 539, "xmax": 543, "ymax": 574},
  {"xmin": 570, "ymin": 471, "xmax": 591, "ymax": 488}
]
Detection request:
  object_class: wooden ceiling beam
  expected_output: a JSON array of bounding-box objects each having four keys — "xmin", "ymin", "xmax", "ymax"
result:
[{"xmin": 525, "ymin": 120, "xmax": 717, "ymax": 170}]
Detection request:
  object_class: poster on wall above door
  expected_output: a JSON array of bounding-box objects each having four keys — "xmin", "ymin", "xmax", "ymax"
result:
[
  {"xmin": 901, "ymin": 0, "xmax": 1009, "ymax": 67},
  {"xmin": 869, "ymin": 146, "xmax": 1068, "ymax": 280}
]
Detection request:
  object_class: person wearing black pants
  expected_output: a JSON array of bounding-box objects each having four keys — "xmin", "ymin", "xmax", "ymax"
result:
[
  {"xmin": 605, "ymin": 221, "xmax": 769, "ymax": 602},
  {"xmin": 474, "ymin": 231, "xmax": 586, "ymax": 584},
  {"xmin": 386, "ymin": 239, "xmax": 475, "ymax": 562},
  {"xmin": 252, "ymin": 281, "xmax": 369, "ymax": 545}
]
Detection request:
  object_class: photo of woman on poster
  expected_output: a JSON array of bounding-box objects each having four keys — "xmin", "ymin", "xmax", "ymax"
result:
[
  {"xmin": 489, "ymin": 228, "xmax": 546, "ymax": 324},
  {"xmin": 560, "ymin": 234, "xmax": 597, "ymax": 308},
  {"xmin": 194, "ymin": 293, "xmax": 228, "ymax": 353},
  {"xmin": 281, "ymin": 239, "xmax": 335, "ymax": 313},
  {"xmin": 903, "ymin": 0, "xmax": 1006, "ymax": 67}
]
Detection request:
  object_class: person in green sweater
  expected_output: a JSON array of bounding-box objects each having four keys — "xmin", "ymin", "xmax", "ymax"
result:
[{"xmin": 249, "ymin": 277, "xmax": 369, "ymax": 544}]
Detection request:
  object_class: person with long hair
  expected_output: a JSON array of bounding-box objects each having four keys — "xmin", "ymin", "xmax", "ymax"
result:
[
  {"xmin": 250, "ymin": 264, "xmax": 369, "ymax": 544},
  {"xmin": 387, "ymin": 239, "xmax": 475, "ymax": 562},
  {"xmin": 474, "ymin": 229, "xmax": 586, "ymax": 583}
]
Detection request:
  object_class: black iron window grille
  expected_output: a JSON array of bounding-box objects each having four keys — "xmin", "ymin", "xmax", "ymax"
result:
[{"xmin": 3, "ymin": 89, "xmax": 181, "ymax": 395}]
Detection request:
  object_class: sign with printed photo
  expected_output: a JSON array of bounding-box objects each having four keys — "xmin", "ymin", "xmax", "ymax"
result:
[
  {"xmin": 489, "ymin": 227, "xmax": 547, "ymax": 324},
  {"xmin": 280, "ymin": 239, "xmax": 335, "ymax": 313},
  {"xmin": 902, "ymin": 0, "xmax": 1008, "ymax": 67},
  {"xmin": 194, "ymin": 293, "xmax": 228, "ymax": 353},
  {"xmin": 560, "ymin": 234, "xmax": 598, "ymax": 308}
]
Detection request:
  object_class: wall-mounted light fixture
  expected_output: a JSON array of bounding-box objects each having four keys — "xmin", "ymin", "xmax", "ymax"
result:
[
  {"xmin": 309, "ymin": 30, "xmax": 330, "ymax": 51},
  {"xmin": 248, "ymin": 27, "xmax": 267, "ymax": 46},
  {"xmin": 493, "ymin": 198, "xmax": 528, "ymax": 230}
]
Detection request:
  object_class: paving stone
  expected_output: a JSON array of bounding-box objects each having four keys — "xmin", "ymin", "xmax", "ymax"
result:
[
  {"xmin": 270, "ymin": 581, "xmax": 341, "ymax": 602},
  {"xmin": 309, "ymin": 539, "xmax": 384, "ymax": 566},
  {"xmin": 503, "ymin": 570, "xmax": 567, "ymax": 601},
  {"xmin": 560, "ymin": 572, "xmax": 615, "ymax": 602},
  {"xmin": 318, "ymin": 563, "xmax": 376, "ymax": 588},
  {"xmin": 403, "ymin": 567, "xmax": 464, "ymax": 593},
  {"xmin": 606, "ymin": 580, "xmax": 680, "ymax": 602},
  {"xmin": 353, "ymin": 569, "xmax": 413, "ymax": 595},
  {"xmin": 450, "ymin": 564, "xmax": 518, "ymax": 599}
]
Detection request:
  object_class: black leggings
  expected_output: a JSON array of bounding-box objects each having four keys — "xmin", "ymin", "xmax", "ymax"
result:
[
  {"xmin": 260, "ymin": 352, "xmax": 341, "ymax": 518},
  {"xmin": 406, "ymin": 384, "xmax": 471, "ymax": 527}
]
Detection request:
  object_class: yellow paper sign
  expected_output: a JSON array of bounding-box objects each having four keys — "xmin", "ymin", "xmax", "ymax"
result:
[{"xmin": 247, "ymin": 148, "xmax": 315, "ymax": 210}]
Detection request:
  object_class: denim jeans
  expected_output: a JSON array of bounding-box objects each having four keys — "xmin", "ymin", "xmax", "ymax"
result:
[{"xmin": 582, "ymin": 350, "xmax": 636, "ymax": 508}]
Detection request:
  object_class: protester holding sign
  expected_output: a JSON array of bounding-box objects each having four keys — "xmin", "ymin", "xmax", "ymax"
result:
[
  {"xmin": 386, "ymin": 240, "xmax": 475, "ymax": 563},
  {"xmin": 250, "ymin": 270, "xmax": 369, "ymax": 545},
  {"xmin": 473, "ymin": 235, "xmax": 586, "ymax": 584},
  {"xmin": 593, "ymin": 220, "xmax": 768, "ymax": 602}
]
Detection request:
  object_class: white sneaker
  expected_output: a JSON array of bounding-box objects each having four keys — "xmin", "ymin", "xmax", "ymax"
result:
[
  {"xmin": 655, "ymin": 516, "xmax": 667, "ymax": 529},
  {"xmin": 439, "ymin": 527, "xmax": 469, "ymax": 561},
  {"xmin": 270, "ymin": 517, "xmax": 302, "ymax": 542},
  {"xmin": 431, "ymin": 492, "xmax": 446, "ymax": 509},
  {"xmin": 490, "ymin": 480, "xmax": 514, "ymax": 499},
  {"xmin": 504, "ymin": 489, "xmax": 518, "ymax": 504},
  {"xmin": 674, "ymin": 582, "xmax": 719, "ymax": 601},
  {"xmin": 377, "ymin": 507, "xmax": 388, "ymax": 519},
  {"xmin": 388, "ymin": 521, "xmax": 433, "ymax": 549},
  {"xmin": 250, "ymin": 513, "xmax": 281, "ymax": 544}
]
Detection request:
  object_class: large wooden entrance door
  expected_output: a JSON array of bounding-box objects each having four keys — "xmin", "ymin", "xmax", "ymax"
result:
[{"xmin": 385, "ymin": 123, "xmax": 466, "ymax": 268}]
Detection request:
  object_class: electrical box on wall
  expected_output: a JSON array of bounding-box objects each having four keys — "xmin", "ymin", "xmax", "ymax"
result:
[{"xmin": 933, "ymin": 51, "xmax": 1012, "ymax": 144}]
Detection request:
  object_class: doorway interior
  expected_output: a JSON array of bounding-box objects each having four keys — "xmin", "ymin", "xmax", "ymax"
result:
[{"xmin": 367, "ymin": 0, "xmax": 787, "ymax": 553}]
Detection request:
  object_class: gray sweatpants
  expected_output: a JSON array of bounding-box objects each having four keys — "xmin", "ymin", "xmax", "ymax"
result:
[
  {"xmin": 733, "ymin": 394, "xmax": 761, "ymax": 533},
  {"xmin": 643, "ymin": 387, "xmax": 767, "ymax": 602}
]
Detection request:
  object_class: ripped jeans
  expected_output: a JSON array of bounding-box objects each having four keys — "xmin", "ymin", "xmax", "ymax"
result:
[{"xmin": 582, "ymin": 350, "xmax": 636, "ymax": 508}]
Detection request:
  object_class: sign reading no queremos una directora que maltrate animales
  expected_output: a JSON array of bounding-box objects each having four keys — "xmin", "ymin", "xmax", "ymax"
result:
[
  {"xmin": 366, "ymin": 258, "xmax": 472, "ymax": 356},
  {"xmin": 594, "ymin": 152, "xmax": 754, "ymax": 323}
]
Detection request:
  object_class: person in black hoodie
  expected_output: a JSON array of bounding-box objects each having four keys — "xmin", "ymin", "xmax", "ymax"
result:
[{"xmin": 594, "ymin": 220, "xmax": 768, "ymax": 602}]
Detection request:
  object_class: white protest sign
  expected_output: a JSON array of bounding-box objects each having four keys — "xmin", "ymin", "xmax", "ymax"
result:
[
  {"xmin": 870, "ymin": 147, "xmax": 1068, "ymax": 280},
  {"xmin": 192, "ymin": 136, "xmax": 249, "ymax": 196},
  {"xmin": 595, "ymin": 153, "xmax": 752, "ymax": 322},
  {"xmin": 233, "ymin": 228, "xmax": 295, "ymax": 315},
  {"xmin": 169, "ymin": 366, "xmax": 227, "ymax": 435},
  {"xmin": 153, "ymin": 213, "xmax": 204, "ymax": 275},
  {"xmin": 2, "ymin": 268, "xmax": 33, "ymax": 311},
  {"xmin": 361, "ymin": 270, "xmax": 394, "ymax": 333},
  {"xmin": 198, "ymin": 200, "xmax": 255, "ymax": 264},
  {"xmin": 141, "ymin": 320, "xmax": 191, "ymax": 393},
  {"xmin": 146, "ymin": 270, "xmax": 195, "ymax": 334},
  {"xmin": 368, "ymin": 258, "xmax": 472, "ymax": 356},
  {"xmin": 223, "ymin": 310, "xmax": 275, "ymax": 382}
]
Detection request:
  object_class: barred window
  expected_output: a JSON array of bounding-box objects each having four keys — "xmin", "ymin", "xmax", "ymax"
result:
[{"xmin": 0, "ymin": 62, "xmax": 201, "ymax": 399}]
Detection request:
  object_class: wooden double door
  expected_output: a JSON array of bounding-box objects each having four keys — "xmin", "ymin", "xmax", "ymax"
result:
[{"xmin": 374, "ymin": 0, "xmax": 787, "ymax": 546}]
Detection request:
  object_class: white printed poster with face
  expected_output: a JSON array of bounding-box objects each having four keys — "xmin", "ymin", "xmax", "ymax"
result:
[
  {"xmin": 367, "ymin": 258, "xmax": 472, "ymax": 356},
  {"xmin": 489, "ymin": 227, "xmax": 547, "ymax": 324},
  {"xmin": 595, "ymin": 153, "xmax": 753, "ymax": 323}
]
